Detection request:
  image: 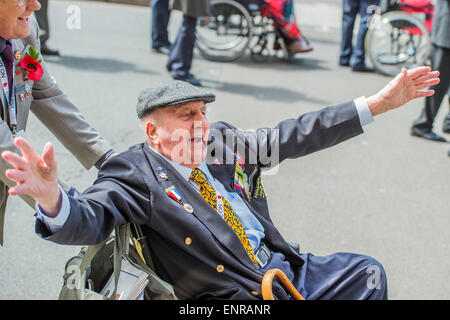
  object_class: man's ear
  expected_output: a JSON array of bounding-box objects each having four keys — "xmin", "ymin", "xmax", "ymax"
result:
[{"xmin": 146, "ymin": 120, "xmax": 159, "ymax": 146}]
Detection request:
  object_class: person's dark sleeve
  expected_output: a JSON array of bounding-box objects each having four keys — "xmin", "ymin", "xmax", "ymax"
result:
[{"xmin": 234, "ymin": 101, "xmax": 364, "ymax": 168}]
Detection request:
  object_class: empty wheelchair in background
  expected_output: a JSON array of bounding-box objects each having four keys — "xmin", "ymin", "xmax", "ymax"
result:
[
  {"xmin": 195, "ymin": 0, "xmax": 294, "ymax": 63},
  {"xmin": 365, "ymin": 0, "xmax": 434, "ymax": 76}
]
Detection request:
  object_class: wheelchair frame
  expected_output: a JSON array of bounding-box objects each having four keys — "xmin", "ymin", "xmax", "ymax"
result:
[
  {"xmin": 195, "ymin": 0, "xmax": 293, "ymax": 63},
  {"xmin": 365, "ymin": 0, "xmax": 433, "ymax": 75}
]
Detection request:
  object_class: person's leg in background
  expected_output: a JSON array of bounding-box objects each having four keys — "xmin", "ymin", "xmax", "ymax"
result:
[
  {"xmin": 166, "ymin": 14, "xmax": 201, "ymax": 86},
  {"xmin": 443, "ymin": 95, "xmax": 450, "ymax": 134},
  {"xmin": 339, "ymin": 0, "xmax": 359, "ymax": 66},
  {"xmin": 350, "ymin": 0, "xmax": 379, "ymax": 71},
  {"xmin": 411, "ymin": 45, "xmax": 450, "ymax": 142},
  {"xmin": 151, "ymin": 0, "xmax": 171, "ymax": 54},
  {"xmin": 34, "ymin": 0, "xmax": 59, "ymax": 56}
]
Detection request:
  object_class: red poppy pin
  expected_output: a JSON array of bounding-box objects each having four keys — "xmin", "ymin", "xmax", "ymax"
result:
[{"xmin": 19, "ymin": 46, "xmax": 43, "ymax": 81}]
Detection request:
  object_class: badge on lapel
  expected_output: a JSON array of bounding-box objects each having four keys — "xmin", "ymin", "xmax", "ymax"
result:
[
  {"xmin": 253, "ymin": 175, "xmax": 266, "ymax": 199},
  {"xmin": 165, "ymin": 185, "xmax": 182, "ymax": 202},
  {"xmin": 165, "ymin": 185, "xmax": 194, "ymax": 214},
  {"xmin": 158, "ymin": 166, "xmax": 195, "ymax": 214},
  {"xmin": 17, "ymin": 45, "xmax": 43, "ymax": 82},
  {"xmin": 15, "ymin": 83, "xmax": 32, "ymax": 101}
]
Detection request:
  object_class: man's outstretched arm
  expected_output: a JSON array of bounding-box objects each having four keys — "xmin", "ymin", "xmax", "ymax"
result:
[
  {"xmin": 0, "ymin": 138, "xmax": 150, "ymax": 245},
  {"xmin": 237, "ymin": 66, "xmax": 440, "ymax": 167},
  {"xmin": 0, "ymin": 67, "xmax": 441, "ymax": 216}
]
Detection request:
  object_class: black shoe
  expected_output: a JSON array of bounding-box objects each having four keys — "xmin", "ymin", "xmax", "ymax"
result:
[
  {"xmin": 411, "ymin": 128, "xmax": 447, "ymax": 142},
  {"xmin": 174, "ymin": 74, "xmax": 202, "ymax": 87},
  {"xmin": 339, "ymin": 61, "xmax": 349, "ymax": 67},
  {"xmin": 152, "ymin": 46, "xmax": 171, "ymax": 55},
  {"xmin": 351, "ymin": 65, "xmax": 375, "ymax": 72},
  {"xmin": 41, "ymin": 46, "xmax": 59, "ymax": 56},
  {"xmin": 443, "ymin": 115, "xmax": 450, "ymax": 134}
]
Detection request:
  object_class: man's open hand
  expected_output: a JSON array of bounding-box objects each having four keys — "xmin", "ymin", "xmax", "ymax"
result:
[
  {"xmin": 1, "ymin": 138, "xmax": 61, "ymax": 216},
  {"xmin": 367, "ymin": 66, "xmax": 440, "ymax": 116}
]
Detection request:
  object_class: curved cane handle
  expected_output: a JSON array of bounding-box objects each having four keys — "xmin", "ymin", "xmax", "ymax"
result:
[{"xmin": 261, "ymin": 268, "xmax": 305, "ymax": 300}]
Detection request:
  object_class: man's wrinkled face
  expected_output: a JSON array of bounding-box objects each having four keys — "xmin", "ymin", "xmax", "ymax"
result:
[
  {"xmin": 0, "ymin": 0, "xmax": 41, "ymax": 40},
  {"xmin": 144, "ymin": 101, "xmax": 210, "ymax": 168}
]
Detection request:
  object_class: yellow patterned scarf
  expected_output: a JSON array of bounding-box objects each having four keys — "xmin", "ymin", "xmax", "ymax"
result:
[{"xmin": 189, "ymin": 168, "xmax": 258, "ymax": 266}]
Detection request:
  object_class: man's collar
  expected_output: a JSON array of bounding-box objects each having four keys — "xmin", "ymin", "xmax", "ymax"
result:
[{"xmin": 146, "ymin": 143, "xmax": 211, "ymax": 182}]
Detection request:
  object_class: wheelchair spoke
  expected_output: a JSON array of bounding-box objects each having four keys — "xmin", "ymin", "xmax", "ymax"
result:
[{"xmin": 365, "ymin": 10, "xmax": 432, "ymax": 75}]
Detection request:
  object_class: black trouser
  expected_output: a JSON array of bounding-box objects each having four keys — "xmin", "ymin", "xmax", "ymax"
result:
[
  {"xmin": 35, "ymin": 0, "xmax": 49, "ymax": 47},
  {"xmin": 150, "ymin": 0, "xmax": 171, "ymax": 49},
  {"xmin": 339, "ymin": 0, "xmax": 380, "ymax": 68},
  {"xmin": 412, "ymin": 44, "xmax": 450, "ymax": 131},
  {"xmin": 166, "ymin": 15, "xmax": 197, "ymax": 79}
]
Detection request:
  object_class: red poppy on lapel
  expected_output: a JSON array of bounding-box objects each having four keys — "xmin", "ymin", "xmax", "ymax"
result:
[{"xmin": 19, "ymin": 55, "xmax": 43, "ymax": 81}]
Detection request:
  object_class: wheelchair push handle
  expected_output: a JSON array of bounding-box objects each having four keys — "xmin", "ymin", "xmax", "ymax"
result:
[{"xmin": 261, "ymin": 268, "xmax": 305, "ymax": 300}]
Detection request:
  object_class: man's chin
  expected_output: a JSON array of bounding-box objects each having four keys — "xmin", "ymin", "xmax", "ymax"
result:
[
  {"xmin": 164, "ymin": 142, "xmax": 207, "ymax": 168},
  {"xmin": 13, "ymin": 25, "xmax": 31, "ymax": 40},
  {"xmin": 179, "ymin": 152, "xmax": 207, "ymax": 168}
]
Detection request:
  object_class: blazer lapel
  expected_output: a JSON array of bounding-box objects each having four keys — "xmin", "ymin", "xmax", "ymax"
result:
[
  {"xmin": 142, "ymin": 144, "xmax": 258, "ymax": 270},
  {"xmin": 10, "ymin": 40, "xmax": 27, "ymax": 88}
]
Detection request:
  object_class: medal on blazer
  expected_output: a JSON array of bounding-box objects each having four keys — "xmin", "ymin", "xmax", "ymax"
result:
[
  {"xmin": 233, "ymin": 152, "xmax": 250, "ymax": 200},
  {"xmin": 165, "ymin": 185, "xmax": 182, "ymax": 202},
  {"xmin": 216, "ymin": 194, "xmax": 224, "ymax": 218},
  {"xmin": 165, "ymin": 186, "xmax": 194, "ymax": 214}
]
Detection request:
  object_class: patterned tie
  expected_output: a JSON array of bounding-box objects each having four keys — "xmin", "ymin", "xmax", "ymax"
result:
[
  {"xmin": 1, "ymin": 42, "xmax": 14, "ymax": 100},
  {"xmin": 189, "ymin": 168, "xmax": 258, "ymax": 266}
]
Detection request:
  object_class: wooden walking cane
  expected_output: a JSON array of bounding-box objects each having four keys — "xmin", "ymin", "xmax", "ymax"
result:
[{"xmin": 261, "ymin": 268, "xmax": 305, "ymax": 300}]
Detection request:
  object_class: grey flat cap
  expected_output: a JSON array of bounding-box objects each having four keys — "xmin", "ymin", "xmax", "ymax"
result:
[{"xmin": 136, "ymin": 80, "xmax": 216, "ymax": 119}]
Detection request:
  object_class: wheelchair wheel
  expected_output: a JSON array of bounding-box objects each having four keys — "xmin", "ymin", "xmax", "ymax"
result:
[
  {"xmin": 365, "ymin": 11, "xmax": 431, "ymax": 76},
  {"xmin": 196, "ymin": 0, "xmax": 253, "ymax": 62}
]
